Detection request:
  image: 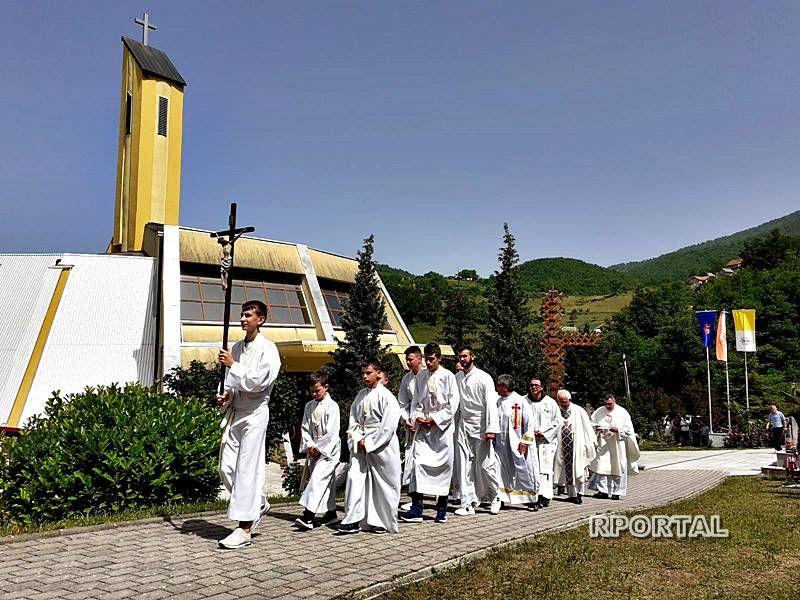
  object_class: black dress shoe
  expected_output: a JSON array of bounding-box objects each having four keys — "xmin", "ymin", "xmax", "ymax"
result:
[
  {"xmin": 538, "ymin": 498, "xmax": 550, "ymax": 508},
  {"xmin": 611, "ymin": 494, "xmax": 620, "ymax": 500},
  {"xmin": 574, "ymin": 495, "xmax": 583, "ymax": 505},
  {"xmin": 592, "ymin": 492, "xmax": 609, "ymax": 499}
]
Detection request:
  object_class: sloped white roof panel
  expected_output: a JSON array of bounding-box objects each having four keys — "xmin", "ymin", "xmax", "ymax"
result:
[
  {"xmin": 19, "ymin": 254, "xmax": 158, "ymax": 426},
  {"xmin": 0, "ymin": 254, "xmax": 64, "ymax": 426}
]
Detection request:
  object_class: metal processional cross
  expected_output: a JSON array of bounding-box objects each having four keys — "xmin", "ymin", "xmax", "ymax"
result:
[
  {"xmin": 210, "ymin": 203, "xmax": 255, "ymax": 392},
  {"xmin": 134, "ymin": 12, "xmax": 158, "ymax": 46}
]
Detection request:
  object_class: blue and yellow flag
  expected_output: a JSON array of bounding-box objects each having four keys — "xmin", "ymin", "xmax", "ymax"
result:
[{"xmin": 695, "ymin": 310, "xmax": 716, "ymax": 348}]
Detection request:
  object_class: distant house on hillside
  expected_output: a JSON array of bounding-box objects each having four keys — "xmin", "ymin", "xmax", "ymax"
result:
[
  {"xmin": 725, "ymin": 257, "xmax": 744, "ymax": 270},
  {"xmin": 687, "ymin": 274, "xmax": 712, "ymax": 289}
]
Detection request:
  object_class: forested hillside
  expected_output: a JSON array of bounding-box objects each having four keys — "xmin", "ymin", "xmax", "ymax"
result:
[
  {"xmin": 610, "ymin": 210, "xmax": 800, "ymax": 284},
  {"xmin": 516, "ymin": 257, "xmax": 640, "ymax": 295}
]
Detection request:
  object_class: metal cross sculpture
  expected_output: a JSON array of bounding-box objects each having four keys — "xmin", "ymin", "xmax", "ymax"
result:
[
  {"xmin": 210, "ymin": 203, "xmax": 255, "ymax": 392},
  {"xmin": 134, "ymin": 12, "xmax": 157, "ymax": 46},
  {"xmin": 540, "ymin": 290, "xmax": 603, "ymax": 398}
]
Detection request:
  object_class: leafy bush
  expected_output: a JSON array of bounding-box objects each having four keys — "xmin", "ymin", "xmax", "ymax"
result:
[
  {"xmin": 724, "ymin": 428, "xmax": 769, "ymax": 449},
  {"xmin": 281, "ymin": 460, "xmax": 305, "ymax": 496},
  {"xmin": 0, "ymin": 384, "xmax": 220, "ymax": 527},
  {"xmin": 162, "ymin": 359, "xmax": 220, "ymax": 403}
]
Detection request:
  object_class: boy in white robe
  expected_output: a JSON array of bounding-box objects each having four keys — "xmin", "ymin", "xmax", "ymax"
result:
[
  {"xmin": 336, "ymin": 361, "xmax": 402, "ymax": 534},
  {"xmin": 216, "ymin": 300, "xmax": 281, "ymax": 549},
  {"xmin": 526, "ymin": 378, "xmax": 560, "ymax": 508},
  {"xmin": 295, "ymin": 371, "xmax": 341, "ymax": 529},
  {"xmin": 401, "ymin": 342, "xmax": 460, "ymax": 524},
  {"xmin": 553, "ymin": 389, "xmax": 597, "ymax": 505},
  {"xmin": 494, "ymin": 375, "xmax": 539, "ymax": 510},
  {"xmin": 453, "ymin": 346, "xmax": 501, "ymax": 516},
  {"xmin": 398, "ymin": 346, "xmax": 424, "ymax": 511},
  {"xmin": 588, "ymin": 394, "xmax": 639, "ymax": 500}
]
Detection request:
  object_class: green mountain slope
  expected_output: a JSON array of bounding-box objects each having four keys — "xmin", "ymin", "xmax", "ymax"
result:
[
  {"xmin": 610, "ymin": 210, "xmax": 800, "ymax": 284},
  {"xmin": 517, "ymin": 258, "xmax": 640, "ymax": 295}
]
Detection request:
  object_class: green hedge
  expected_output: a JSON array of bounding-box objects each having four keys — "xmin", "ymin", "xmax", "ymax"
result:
[{"xmin": 0, "ymin": 384, "xmax": 220, "ymax": 527}]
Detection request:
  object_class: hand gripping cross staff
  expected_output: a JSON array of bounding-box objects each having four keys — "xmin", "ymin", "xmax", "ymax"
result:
[{"xmin": 210, "ymin": 203, "xmax": 255, "ymax": 395}]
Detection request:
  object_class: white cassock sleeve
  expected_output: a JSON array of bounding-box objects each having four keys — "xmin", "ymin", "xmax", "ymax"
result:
[
  {"xmin": 520, "ymin": 400, "xmax": 536, "ymax": 446},
  {"xmin": 347, "ymin": 390, "xmax": 367, "ymax": 454},
  {"xmin": 397, "ymin": 373, "xmax": 413, "ymax": 422},
  {"xmin": 483, "ymin": 375, "xmax": 500, "ymax": 435},
  {"xmin": 302, "ymin": 397, "xmax": 340, "ymax": 460},
  {"xmin": 430, "ymin": 374, "xmax": 457, "ymax": 431},
  {"xmin": 539, "ymin": 399, "xmax": 561, "ymax": 444},
  {"xmin": 364, "ymin": 390, "xmax": 401, "ymax": 453},
  {"xmin": 225, "ymin": 342, "xmax": 279, "ymax": 394},
  {"xmin": 299, "ymin": 402, "xmax": 315, "ymax": 453}
]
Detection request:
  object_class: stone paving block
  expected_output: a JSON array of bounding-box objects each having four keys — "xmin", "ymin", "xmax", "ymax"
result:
[{"xmin": 0, "ymin": 467, "xmax": 729, "ymax": 600}]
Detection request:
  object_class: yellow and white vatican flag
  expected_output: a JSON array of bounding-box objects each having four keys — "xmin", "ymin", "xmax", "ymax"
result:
[{"xmin": 732, "ymin": 309, "xmax": 756, "ymax": 352}]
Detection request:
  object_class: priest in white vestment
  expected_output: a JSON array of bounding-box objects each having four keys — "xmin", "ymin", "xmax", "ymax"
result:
[
  {"xmin": 453, "ymin": 346, "xmax": 501, "ymax": 516},
  {"xmin": 553, "ymin": 389, "xmax": 596, "ymax": 504},
  {"xmin": 337, "ymin": 361, "xmax": 402, "ymax": 534},
  {"xmin": 217, "ymin": 301, "xmax": 282, "ymax": 549},
  {"xmin": 494, "ymin": 375, "xmax": 539, "ymax": 509},
  {"xmin": 402, "ymin": 342, "xmax": 460, "ymax": 524},
  {"xmin": 588, "ymin": 394, "xmax": 639, "ymax": 500},
  {"xmin": 526, "ymin": 378, "xmax": 560, "ymax": 508},
  {"xmin": 295, "ymin": 371, "xmax": 341, "ymax": 529}
]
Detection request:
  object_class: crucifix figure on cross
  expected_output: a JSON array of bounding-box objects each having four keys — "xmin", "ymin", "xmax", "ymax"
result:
[
  {"xmin": 134, "ymin": 12, "xmax": 157, "ymax": 46},
  {"xmin": 210, "ymin": 203, "xmax": 255, "ymax": 392}
]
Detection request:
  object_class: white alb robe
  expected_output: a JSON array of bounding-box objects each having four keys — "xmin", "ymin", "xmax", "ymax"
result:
[
  {"xmin": 299, "ymin": 394, "xmax": 341, "ymax": 514},
  {"xmin": 403, "ymin": 366, "xmax": 460, "ymax": 497},
  {"xmin": 588, "ymin": 404, "xmax": 639, "ymax": 497},
  {"xmin": 342, "ymin": 384, "xmax": 402, "ymax": 532},
  {"xmin": 397, "ymin": 369, "xmax": 421, "ymax": 447},
  {"xmin": 218, "ymin": 334, "xmax": 281, "ymax": 522},
  {"xmin": 553, "ymin": 402, "xmax": 597, "ymax": 498},
  {"xmin": 454, "ymin": 366, "xmax": 500, "ymax": 505},
  {"xmin": 527, "ymin": 394, "xmax": 560, "ymax": 500},
  {"xmin": 495, "ymin": 392, "xmax": 539, "ymax": 505}
]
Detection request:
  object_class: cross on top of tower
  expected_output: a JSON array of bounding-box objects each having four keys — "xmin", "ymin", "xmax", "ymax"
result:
[{"xmin": 134, "ymin": 12, "xmax": 158, "ymax": 46}]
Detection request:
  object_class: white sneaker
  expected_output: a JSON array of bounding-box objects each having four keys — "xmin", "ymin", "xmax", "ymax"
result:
[
  {"xmin": 218, "ymin": 527, "xmax": 252, "ymax": 549},
  {"xmin": 490, "ymin": 497, "xmax": 502, "ymax": 515},
  {"xmin": 399, "ymin": 501, "xmax": 412, "ymax": 511},
  {"xmin": 251, "ymin": 500, "xmax": 271, "ymax": 532},
  {"xmin": 454, "ymin": 505, "xmax": 476, "ymax": 516}
]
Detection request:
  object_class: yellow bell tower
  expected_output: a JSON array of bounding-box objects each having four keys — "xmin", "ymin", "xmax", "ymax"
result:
[{"xmin": 109, "ymin": 14, "xmax": 186, "ymax": 254}]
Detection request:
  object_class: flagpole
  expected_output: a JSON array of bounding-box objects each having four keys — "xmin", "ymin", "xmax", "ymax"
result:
[
  {"xmin": 744, "ymin": 352, "xmax": 750, "ymax": 413},
  {"xmin": 622, "ymin": 353, "xmax": 631, "ymax": 401},
  {"xmin": 725, "ymin": 358, "xmax": 731, "ymax": 432},
  {"xmin": 706, "ymin": 346, "xmax": 714, "ymax": 434}
]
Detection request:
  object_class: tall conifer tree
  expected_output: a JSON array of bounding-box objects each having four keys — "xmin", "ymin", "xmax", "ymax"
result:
[
  {"xmin": 326, "ymin": 235, "xmax": 391, "ymax": 443},
  {"xmin": 482, "ymin": 224, "xmax": 546, "ymax": 390}
]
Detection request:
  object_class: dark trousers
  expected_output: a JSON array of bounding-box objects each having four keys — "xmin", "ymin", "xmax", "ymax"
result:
[
  {"xmin": 410, "ymin": 492, "xmax": 448, "ymax": 511},
  {"xmin": 770, "ymin": 427, "xmax": 784, "ymax": 451}
]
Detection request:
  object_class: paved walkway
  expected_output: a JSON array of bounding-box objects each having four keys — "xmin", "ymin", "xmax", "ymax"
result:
[
  {"xmin": 0, "ymin": 449, "xmax": 764, "ymax": 600},
  {"xmin": 640, "ymin": 447, "xmax": 774, "ymax": 475}
]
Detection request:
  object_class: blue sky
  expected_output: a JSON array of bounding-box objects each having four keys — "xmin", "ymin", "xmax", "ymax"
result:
[{"xmin": 2, "ymin": 1, "xmax": 799, "ymax": 276}]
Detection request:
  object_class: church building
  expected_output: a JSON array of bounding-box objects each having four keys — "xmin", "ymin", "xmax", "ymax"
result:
[{"xmin": 0, "ymin": 18, "xmax": 416, "ymax": 432}]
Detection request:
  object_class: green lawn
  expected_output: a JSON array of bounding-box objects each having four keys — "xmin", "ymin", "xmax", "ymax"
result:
[{"xmin": 378, "ymin": 477, "xmax": 799, "ymax": 600}]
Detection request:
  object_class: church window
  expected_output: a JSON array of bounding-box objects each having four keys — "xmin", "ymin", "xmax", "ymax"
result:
[
  {"xmin": 180, "ymin": 276, "xmax": 312, "ymax": 325},
  {"xmin": 125, "ymin": 93, "xmax": 132, "ymax": 135},
  {"xmin": 321, "ymin": 289, "xmax": 349, "ymax": 327},
  {"xmin": 320, "ymin": 284, "xmax": 393, "ymax": 331},
  {"xmin": 158, "ymin": 96, "xmax": 168, "ymax": 136}
]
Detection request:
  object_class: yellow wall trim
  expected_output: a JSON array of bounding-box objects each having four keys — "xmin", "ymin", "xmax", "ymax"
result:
[{"xmin": 8, "ymin": 267, "xmax": 71, "ymax": 427}]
